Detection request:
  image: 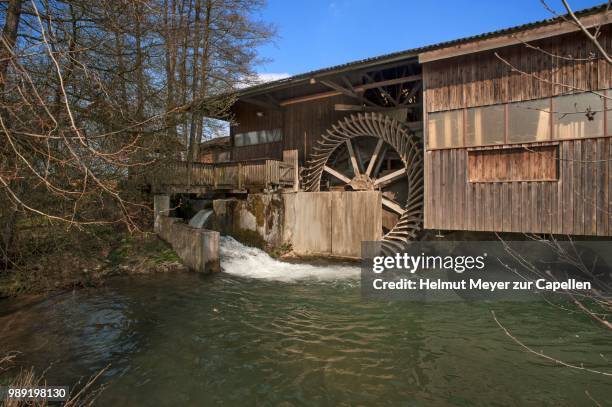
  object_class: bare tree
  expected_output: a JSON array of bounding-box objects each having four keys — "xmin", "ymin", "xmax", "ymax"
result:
[{"xmin": 0, "ymin": 0, "xmax": 274, "ymax": 269}]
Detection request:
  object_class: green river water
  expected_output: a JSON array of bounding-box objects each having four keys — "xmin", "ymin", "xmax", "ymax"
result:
[{"xmin": 0, "ymin": 237, "xmax": 610, "ymax": 406}]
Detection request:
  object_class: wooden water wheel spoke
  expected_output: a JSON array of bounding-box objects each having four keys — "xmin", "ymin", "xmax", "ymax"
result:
[
  {"xmin": 365, "ymin": 139, "xmax": 384, "ymax": 177},
  {"xmin": 345, "ymin": 139, "xmax": 361, "ymax": 176},
  {"xmin": 323, "ymin": 165, "xmax": 351, "ymax": 184},
  {"xmin": 374, "ymin": 168, "xmax": 406, "ymax": 187},
  {"xmin": 382, "ymin": 197, "xmax": 405, "ymax": 215},
  {"xmin": 302, "ymin": 113, "xmax": 423, "ymax": 244},
  {"xmin": 354, "ymin": 143, "xmax": 366, "ymax": 174}
]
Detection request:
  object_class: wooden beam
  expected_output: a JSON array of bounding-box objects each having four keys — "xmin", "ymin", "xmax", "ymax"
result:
[
  {"xmin": 382, "ymin": 197, "xmax": 405, "ymax": 215},
  {"xmin": 355, "ymin": 74, "xmax": 421, "ymax": 91},
  {"xmin": 243, "ymin": 97, "xmax": 281, "ymax": 111},
  {"xmin": 418, "ymin": 11, "xmax": 612, "ymax": 63},
  {"xmin": 323, "ymin": 165, "xmax": 351, "ymax": 183},
  {"xmin": 320, "ymin": 79, "xmax": 357, "ymax": 96},
  {"xmin": 366, "ymin": 139, "xmax": 384, "ymax": 177},
  {"xmin": 345, "ymin": 139, "xmax": 361, "ymax": 176},
  {"xmin": 334, "ymin": 104, "xmax": 365, "ymax": 112},
  {"xmin": 334, "ymin": 104, "xmax": 422, "ymax": 112},
  {"xmin": 374, "ymin": 168, "xmax": 406, "ymax": 187},
  {"xmin": 279, "ymin": 74, "xmax": 422, "ymax": 106},
  {"xmin": 280, "ymin": 90, "xmax": 342, "ymax": 106}
]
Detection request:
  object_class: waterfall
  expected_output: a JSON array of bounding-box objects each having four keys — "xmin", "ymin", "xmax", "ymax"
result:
[
  {"xmin": 219, "ymin": 236, "xmax": 359, "ymax": 282},
  {"xmin": 188, "ymin": 209, "xmax": 213, "ymax": 229}
]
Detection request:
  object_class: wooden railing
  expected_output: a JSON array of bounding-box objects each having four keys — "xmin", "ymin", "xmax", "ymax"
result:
[{"xmin": 148, "ymin": 155, "xmax": 298, "ymax": 192}]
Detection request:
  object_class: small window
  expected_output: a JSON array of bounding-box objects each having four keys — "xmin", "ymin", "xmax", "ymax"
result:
[
  {"xmin": 235, "ymin": 129, "xmax": 282, "ymax": 147},
  {"xmin": 465, "ymin": 105, "xmax": 505, "ymax": 146},
  {"xmin": 553, "ymin": 92, "xmax": 604, "ymax": 139},
  {"xmin": 508, "ymin": 99, "xmax": 550, "ymax": 143},
  {"xmin": 427, "ymin": 110, "xmax": 463, "ymax": 149},
  {"xmin": 468, "ymin": 146, "xmax": 558, "ymax": 182}
]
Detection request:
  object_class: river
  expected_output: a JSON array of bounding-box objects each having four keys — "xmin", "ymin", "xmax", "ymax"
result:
[{"xmin": 0, "ymin": 236, "xmax": 610, "ymax": 405}]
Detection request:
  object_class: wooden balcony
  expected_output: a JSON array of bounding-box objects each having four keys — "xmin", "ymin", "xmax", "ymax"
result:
[{"xmin": 147, "ymin": 155, "xmax": 298, "ymax": 194}]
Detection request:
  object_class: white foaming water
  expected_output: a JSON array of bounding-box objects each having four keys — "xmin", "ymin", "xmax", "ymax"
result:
[{"xmin": 219, "ymin": 236, "xmax": 360, "ymax": 282}]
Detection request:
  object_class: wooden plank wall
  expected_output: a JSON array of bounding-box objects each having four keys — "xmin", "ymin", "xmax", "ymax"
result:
[
  {"xmin": 424, "ymin": 139, "xmax": 610, "ymax": 235},
  {"xmin": 423, "ymin": 28, "xmax": 611, "ymax": 112},
  {"xmin": 467, "ymin": 145, "xmax": 558, "ymax": 182},
  {"xmin": 231, "ymin": 95, "xmax": 352, "ymax": 164},
  {"xmin": 282, "ymin": 95, "xmax": 352, "ymax": 164},
  {"xmin": 231, "ymin": 101, "xmax": 284, "ymax": 161},
  {"xmin": 423, "ymin": 27, "xmax": 612, "ymax": 235}
]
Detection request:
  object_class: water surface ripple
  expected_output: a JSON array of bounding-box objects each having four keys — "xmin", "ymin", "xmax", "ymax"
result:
[{"xmin": 0, "ymin": 237, "xmax": 610, "ymax": 406}]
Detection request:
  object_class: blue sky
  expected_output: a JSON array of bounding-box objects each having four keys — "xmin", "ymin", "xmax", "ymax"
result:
[{"xmin": 254, "ymin": 0, "xmax": 605, "ymax": 80}]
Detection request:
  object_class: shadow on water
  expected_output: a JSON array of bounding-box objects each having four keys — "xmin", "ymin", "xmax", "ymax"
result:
[{"xmin": 0, "ymin": 237, "xmax": 610, "ymax": 405}]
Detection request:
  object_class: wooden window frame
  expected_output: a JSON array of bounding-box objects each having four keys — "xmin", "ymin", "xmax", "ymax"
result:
[
  {"xmin": 425, "ymin": 89, "xmax": 611, "ymax": 151},
  {"xmin": 467, "ymin": 144, "xmax": 560, "ymax": 183}
]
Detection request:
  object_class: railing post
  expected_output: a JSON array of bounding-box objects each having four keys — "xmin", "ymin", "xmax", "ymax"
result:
[
  {"xmin": 283, "ymin": 149, "xmax": 299, "ymax": 192},
  {"xmin": 238, "ymin": 163, "xmax": 243, "ymax": 190}
]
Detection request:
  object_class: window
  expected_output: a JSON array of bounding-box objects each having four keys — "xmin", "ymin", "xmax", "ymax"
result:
[
  {"xmin": 553, "ymin": 92, "xmax": 604, "ymax": 139},
  {"xmin": 427, "ymin": 110, "xmax": 463, "ymax": 149},
  {"xmin": 468, "ymin": 146, "xmax": 558, "ymax": 182},
  {"xmin": 508, "ymin": 99, "xmax": 550, "ymax": 143},
  {"xmin": 465, "ymin": 105, "xmax": 505, "ymax": 146},
  {"xmin": 426, "ymin": 90, "xmax": 610, "ymax": 150},
  {"xmin": 234, "ymin": 128, "xmax": 282, "ymax": 147}
]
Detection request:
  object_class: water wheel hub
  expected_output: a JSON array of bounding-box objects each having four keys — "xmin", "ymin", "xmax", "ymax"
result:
[{"xmin": 349, "ymin": 174, "xmax": 375, "ymax": 191}]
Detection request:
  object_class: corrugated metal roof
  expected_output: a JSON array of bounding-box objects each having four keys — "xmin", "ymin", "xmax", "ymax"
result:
[{"xmin": 237, "ymin": 3, "xmax": 609, "ymax": 98}]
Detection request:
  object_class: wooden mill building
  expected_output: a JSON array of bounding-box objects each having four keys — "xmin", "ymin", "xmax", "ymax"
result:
[{"xmin": 173, "ymin": 5, "xmax": 612, "ymax": 244}]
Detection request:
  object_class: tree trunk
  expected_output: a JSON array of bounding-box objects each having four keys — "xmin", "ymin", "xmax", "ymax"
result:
[
  {"xmin": 1, "ymin": 203, "xmax": 18, "ymax": 270},
  {"xmin": 187, "ymin": 0, "xmax": 202, "ymax": 184},
  {"xmin": 0, "ymin": 0, "xmax": 23, "ymax": 269},
  {"xmin": 0, "ymin": 0, "xmax": 23, "ymax": 92}
]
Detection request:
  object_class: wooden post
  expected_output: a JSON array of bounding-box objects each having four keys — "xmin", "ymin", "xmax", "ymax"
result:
[
  {"xmin": 283, "ymin": 149, "xmax": 299, "ymax": 192},
  {"xmin": 264, "ymin": 160, "xmax": 270, "ymax": 191},
  {"xmin": 238, "ymin": 163, "xmax": 243, "ymax": 190}
]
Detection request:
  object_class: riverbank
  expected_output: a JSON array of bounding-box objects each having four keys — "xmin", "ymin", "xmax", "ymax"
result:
[{"xmin": 0, "ymin": 225, "xmax": 187, "ymax": 298}]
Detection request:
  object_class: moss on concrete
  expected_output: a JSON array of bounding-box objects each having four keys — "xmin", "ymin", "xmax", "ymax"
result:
[{"xmin": 247, "ymin": 195, "xmax": 266, "ymax": 227}]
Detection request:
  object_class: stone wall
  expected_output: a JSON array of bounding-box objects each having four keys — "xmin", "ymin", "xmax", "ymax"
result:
[
  {"xmin": 156, "ymin": 216, "xmax": 220, "ymax": 273},
  {"xmin": 212, "ymin": 194, "xmax": 285, "ymax": 249},
  {"xmin": 213, "ymin": 191, "xmax": 382, "ymax": 258}
]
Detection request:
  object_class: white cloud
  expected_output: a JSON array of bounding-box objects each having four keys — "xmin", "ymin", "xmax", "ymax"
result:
[
  {"xmin": 235, "ymin": 72, "xmax": 291, "ymax": 89},
  {"xmin": 254, "ymin": 72, "xmax": 291, "ymax": 83}
]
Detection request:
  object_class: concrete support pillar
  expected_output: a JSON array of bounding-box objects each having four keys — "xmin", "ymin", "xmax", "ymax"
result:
[
  {"xmin": 154, "ymin": 194, "xmax": 170, "ymax": 233},
  {"xmin": 201, "ymin": 230, "xmax": 220, "ymax": 273}
]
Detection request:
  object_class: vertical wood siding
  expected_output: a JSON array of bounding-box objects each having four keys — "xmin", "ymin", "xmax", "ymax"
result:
[
  {"xmin": 423, "ymin": 28, "xmax": 611, "ymax": 112},
  {"xmin": 424, "ymin": 138, "xmax": 611, "ymax": 236},
  {"xmin": 231, "ymin": 95, "xmax": 352, "ymax": 164},
  {"xmin": 423, "ymin": 27, "xmax": 612, "ymax": 235}
]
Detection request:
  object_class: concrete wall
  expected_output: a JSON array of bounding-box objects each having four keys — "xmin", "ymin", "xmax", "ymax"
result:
[
  {"xmin": 213, "ymin": 191, "xmax": 381, "ymax": 258},
  {"xmin": 153, "ymin": 194, "xmax": 170, "ymax": 233},
  {"xmin": 213, "ymin": 194, "xmax": 285, "ymax": 249},
  {"xmin": 157, "ymin": 216, "xmax": 220, "ymax": 273}
]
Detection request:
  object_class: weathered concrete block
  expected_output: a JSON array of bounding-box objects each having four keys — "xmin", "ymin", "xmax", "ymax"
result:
[
  {"xmin": 212, "ymin": 194, "xmax": 284, "ymax": 249},
  {"xmin": 157, "ymin": 216, "xmax": 220, "ymax": 273},
  {"xmin": 154, "ymin": 195, "xmax": 170, "ymax": 233}
]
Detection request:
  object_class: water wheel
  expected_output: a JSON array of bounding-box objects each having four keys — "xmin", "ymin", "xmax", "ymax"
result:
[{"xmin": 301, "ymin": 112, "xmax": 423, "ymax": 246}]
